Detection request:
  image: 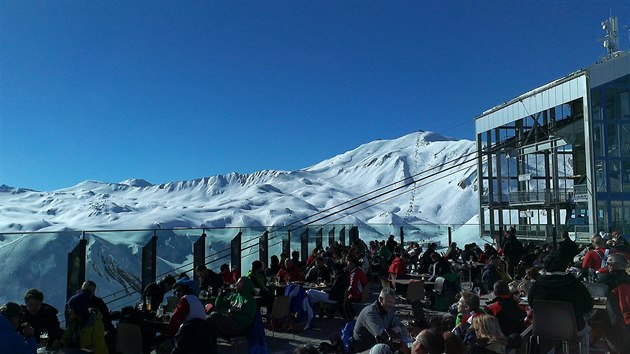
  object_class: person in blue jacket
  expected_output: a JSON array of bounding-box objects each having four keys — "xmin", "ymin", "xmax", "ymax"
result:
[{"xmin": 0, "ymin": 302, "xmax": 36, "ymax": 354}]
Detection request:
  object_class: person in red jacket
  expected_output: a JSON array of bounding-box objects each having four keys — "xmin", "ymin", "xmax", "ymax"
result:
[
  {"xmin": 347, "ymin": 257, "xmax": 368, "ymax": 302},
  {"xmin": 582, "ymin": 235, "xmax": 611, "ymax": 272},
  {"xmin": 166, "ymin": 279, "xmax": 206, "ymax": 338},
  {"xmin": 388, "ymin": 253, "xmax": 408, "ymax": 289},
  {"xmin": 277, "ymin": 259, "xmax": 305, "ymax": 283}
]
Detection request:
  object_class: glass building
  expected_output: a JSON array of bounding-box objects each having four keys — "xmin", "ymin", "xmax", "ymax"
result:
[{"xmin": 475, "ymin": 51, "xmax": 630, "ymax": 243}]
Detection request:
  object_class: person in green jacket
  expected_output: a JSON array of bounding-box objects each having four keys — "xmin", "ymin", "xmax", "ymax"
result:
[
  {"xmin": 207, "ymin": 277, "xmax": 257, "ymax": 353},
  {"xmin": 248, "ymin": 260, "xmax": 274, "ymax": 313},
  {"xmin": 58, "ymin": 290, "xmax": 108, "ymax": 354}
]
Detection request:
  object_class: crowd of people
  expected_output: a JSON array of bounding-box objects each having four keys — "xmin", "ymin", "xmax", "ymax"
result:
[
  {"xmin": 2, "ymin": 227, "xmax": 630, "ymax": 354},
  {"xmin": 1, "ymin": 282, "xmax": 114, "ymax": 354}
]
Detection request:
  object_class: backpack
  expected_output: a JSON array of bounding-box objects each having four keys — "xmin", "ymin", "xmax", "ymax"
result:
[{"xmin": 340, "ymin": 320, "xmax": 356, "ymax": 353}]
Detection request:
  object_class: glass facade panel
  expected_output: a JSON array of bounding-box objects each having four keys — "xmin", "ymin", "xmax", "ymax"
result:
[
  {"xmin": 607, "ymin": 88, "xmax": 621, "ymax": 119},
  {"xmin": 611, "ymin": 201, "xmax": 623, "ymax": 233},
  {"xmin": 605, "ymin": 87, "xmax": 630, "ymax": 120},
  {"xmin": 609, "ymin": 161, "xmax": 622, "ymax": 192},
  {"xmin": 607, "ymin": 124, "xmax": 619, "ymax": 156},
  {"xmin": 622, "ymin": 124, "xmax": 630, "ymax": 156},
  {"xmin": 595, "ymin": 161, "xmax": 606, "ymax": 192},
  {"xmin": 593, "ymin": 124, "xmax": 603, "ymax": 157},
  {"xmin": 622, "ymin": 91, "xmax": 630, "ymax": 120},
  {"xmin": 597, "ymin": 201, "xmax": 608, "ymax": 232},
  {"xmin": 592, "ymin": 90, "xmax": 602, "ymax": 120},
  {"xmin": 623, "ymin": 161, "xmax": 630, "ymax": 193},
  {"xmin": 624, "ymin": 201, "xmax": 630, "ymax": 235}
]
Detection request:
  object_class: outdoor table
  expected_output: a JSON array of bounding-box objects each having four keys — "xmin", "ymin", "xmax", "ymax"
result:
[
  {"xmin": 408, "ymin": 273, "xmax": 431, "ymax": 278},
  {"xmin": 37, "ymin": 348, "xmax": 94, "ymax": 353},
  {"xmin": 267, "ymin": 283, "xmax": 287, "ymax": 296},
  {"xmin": 302, "ymin": 283, "xmax": 330, "ymax": 291}
]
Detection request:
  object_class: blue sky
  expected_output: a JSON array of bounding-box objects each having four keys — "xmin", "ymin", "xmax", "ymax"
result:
[{"xmin": 1, "ymin": 1, "xmax": 628, "ymax": 191}]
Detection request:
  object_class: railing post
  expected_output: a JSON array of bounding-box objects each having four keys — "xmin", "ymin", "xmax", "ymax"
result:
[
  {"xmin": 231, "ymin": 231, "xmax": 242, "ymax": 272},
  {"xmin": 349, "ymin": 226, "xmax": 359, "ymax": 245},
  {"xmin": 339, "ymin": 226, "xmax": 346, "ymax": 246},
  {"xmin": 193, "ymin": 231, "xmax": 206, "ymax": 284},
  {"xmin": 259, "ymin": 230, "xmax": 269, "ymax": 265},
  {"xmin": 300, "ymin": 228, "xmax": 309, "ymax": 263},
  {"xmin": 399, "ymin": 226, "xmax": 404, "ymax": 246},
  {"xmin": 316, "ymin": 227, "xmax": 323, "ymax": 250},
  {"xmin": 328, "ymin": 227, "xmax": 335, "ymax": 247},
  {"xmin": 141, "ymin": 232, "xmax": 158, "ymax": 294},
  {"xmin": 283, "ymin": 229, "xmax": 291, "ymax": 256},
  {"xmin": 66, "ymin": 235, "xmax": 87, "ymax": 301},
  {"xmin": 448, "ymin": 226, "xmax": 452, "ymax": 246}
]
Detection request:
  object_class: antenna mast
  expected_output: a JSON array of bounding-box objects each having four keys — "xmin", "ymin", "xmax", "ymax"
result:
[{"xmin": 601, "ymin": 16, "xmax": 619, "ymax": 55}]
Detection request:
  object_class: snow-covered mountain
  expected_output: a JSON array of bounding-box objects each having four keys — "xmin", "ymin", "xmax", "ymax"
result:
[
  {"xmin": 0, "ymin": 131, "xmax": 483, "ymax": 313},
  {"xmin": 0, "ymin": 131, "xmax": 480, "ymax": 232}
]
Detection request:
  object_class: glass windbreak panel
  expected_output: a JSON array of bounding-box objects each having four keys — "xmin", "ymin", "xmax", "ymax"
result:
[
  {"xmin": 597, "ymin": 201, "xmax": 608, "ymax": 232},
  {"xmin": 85, "ymin": 230, "xmax": 153, "ymax": 311},
  {"xmin": 621, "ymin": 124, "xmax": 630, "ymax": 156},
  {"xmin": 591, "ymin": 90, "xmax": 602, "ymax": 120},
  {"xmin": 623, "ymin": 161, "xmax": 630, "ymax": 193},
  {"xmin": 611, "ymin": 201, "xmax": 623, "ymax": 233},
  {"xmin": 239, "ymin": 227, "xmax": 268, "ymax": 275},
  {"xmin": 595, "ymin": 160, "xmax": 607, "ymax": 192},
  {"xmin": 359, "ymin": 224, "xmax": 398, "ymax": 242},
  {"xmin": 452, "ymin": 223, "xmax": 493, "ymax": 246},
  {"xmin": 593, "ymin": 124, "xmax": 603, "ymax": 157},
  {"xmin": 402, "ymin": 224, "xmax": 450, "ymax": 248},
  {"xmin": 609, "ymin": 161, "xmax": 622, "ymax": 192},
  {"xmin": 607, "ymin": 124, "xmax": 620, "ymax": 157},
  {"xmin": 0, "ymin": 232, "xmax": 82, "ymax": 316}
]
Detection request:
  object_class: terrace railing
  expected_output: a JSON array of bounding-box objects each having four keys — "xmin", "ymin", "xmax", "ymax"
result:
[{"xmin": 0, "ymin": 222, "xmax": 568, "ymax": 314}]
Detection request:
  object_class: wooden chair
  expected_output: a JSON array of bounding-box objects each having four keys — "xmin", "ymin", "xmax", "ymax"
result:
[{"xmin": 116, "ymin": 323, "xmax": 143, "ymax": 354}]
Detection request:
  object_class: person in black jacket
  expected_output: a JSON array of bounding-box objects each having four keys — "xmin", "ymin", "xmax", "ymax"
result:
[
  {"xmin": 557, "ymin": 230, "xmax": 579, "ymax": 268},
  {"xmin": 142, "ymin": 274, "xmax": 176, "ymax": 311},
  {"xmin": 528, "ymin": 252, "xmax": 593, "ymax": 351},
  {"xmin": 480, "ymin": 256, "xmax": 502, "ymax": 295},
  {"xmin": 195, "ymin": 265, "xmax": 224, "ymax": 296},
  {"xmin": 81, "ymin": 281, "xmax": 114, "ymax": 332},
  {"xmin": 306, "ymin": 263, "xmax": 349, "ymax": 311},
  {"xmin": 429, "ymin": 252, "xmax": 453, "ymax": 282},
  {"xmin": 502, "ymin": 227, "xmax": 524, "ymax": 277},
  {"xmin": 22, "ymin": 288, "xmax": 62, "ymax": 347}
]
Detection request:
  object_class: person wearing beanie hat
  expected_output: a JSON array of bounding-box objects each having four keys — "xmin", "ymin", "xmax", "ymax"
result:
[
  {"xmin": 165, "ymin": 278, "xmax": 205, "ymax": 337},
  {"xmin": 0, "ymin": 302, "xmax": 36, "ymax": 354},
  {"xmin": 60, "ymin": 290, "xmax": 109, "ymax": 354},
  {"xmin": 166, "ymin": 278, "xmax": 210, "ymax": 354},
  {"xmin": 22, "ymin": 288, "xmax": 63, "ymax": 347}
]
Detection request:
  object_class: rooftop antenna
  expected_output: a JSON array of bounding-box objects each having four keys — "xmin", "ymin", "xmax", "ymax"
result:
[{"xmin": 601, "ymin": 16, "xmax": 619, "ymax": 55}]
